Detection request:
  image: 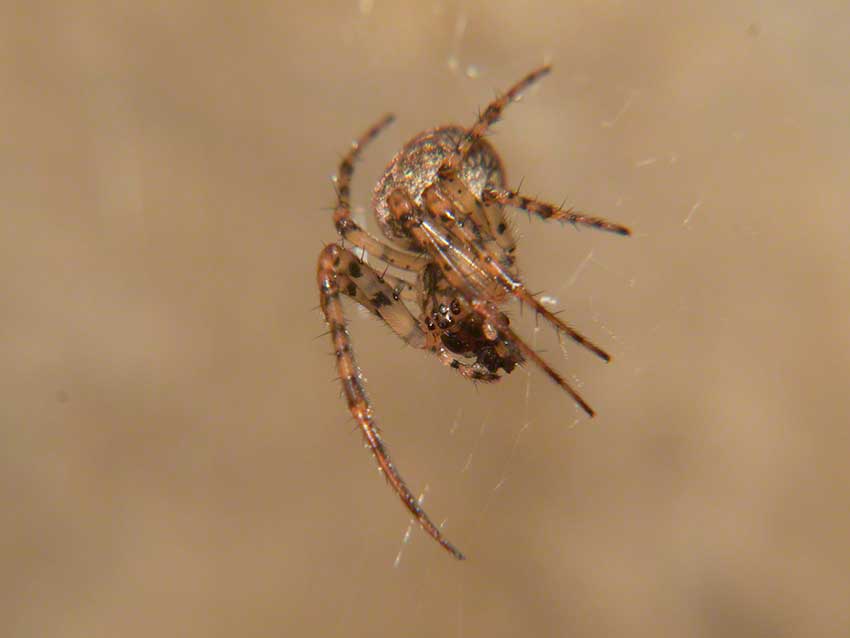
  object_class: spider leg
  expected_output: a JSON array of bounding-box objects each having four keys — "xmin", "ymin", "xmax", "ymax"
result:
[
  {"xmin": 473, "ymin": 250, "xmax": 613, "ymax": 363},
  {"xmin": 333, "ymin": 114, "xmax": 428, "ymax": 271},
  {"xmin": 336, "ymin": 113, "xmax": 395, "ymax": 207},
  {"xmin": 333, "ymin": 245, "xmax": 497, "ymax": 382},
  {"xmin": 480, "ymin": 195, "xmax": 518, "ymax": 259},
  {"xmin": 376, "ymin": 269, "xmax": 417, "ymax": 304},
  {"xmin": 441, "ymin": 65, "xmax": 552, "ymax": 174},
  {"xmin": 483, "ymin": 187, "xmax": 631, "ymax": 236},
  {"xmin": 332, "ymin": 246, "xmax": 426, "ymax": 349},
  {"xmin": 422, "ymin": 188, "xmax": 613, "ymax": 362},
  {"xmin": 318, "ymin": 243, "xmax": 466, "ymax": 559},
  {"xmin": 470, "ymin": 299, "xmax": 597, "ymax": 417},
  {"xmin": 334, "ymin": 216, "xmax": 427, "ymax": 272},
  {"xmin": 386, "ymin": 187, "xmax": 596, "ymax": 412},
  {"xmin": 423, "ymin": 182, "xmax": 517, "ymax": 271},
  {"xmin": 514, "ymin": 289, "xmax": 611, "ymax": 362}
]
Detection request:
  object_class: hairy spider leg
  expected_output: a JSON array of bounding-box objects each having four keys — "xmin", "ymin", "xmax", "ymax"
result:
[
  {"xmin": 433, "ymin": 169, "xmax": 519, "ymax": 263},
  {"xmin": 471, "ymin": 299, "xmax": 597, "ymax": 417},
  {"xmin": 512, "ymin": 289, "xmax": 611, "ymax": 362},
  {"xmin": 423, "ymin": 182, "xmax": 515, "ymax": 272},
  {"xmin": 334, "ymin": 217, "xmax": 427, "ymax": 271},
  {"xmin": 336, "ymin": 113, "xmax": 395, "ymax": 206},
  {"xmin": 480, "ymin": 196, "xmax": 518, "ymax": 259},
  {"xmin": 422, "ymin": 179, "xmax": 613, "ymax": 363},
  {"xmin": 441, "ymin": 65, "xmax": 552, "ymax": 174},
  {"xmin": 388, "ymin": 187, "xmax": 599, "ymax": 416},
  {"xmin": 332, "ymin": 247, "xmax": 426, "ymax": 349},
  {"xmin": 331, "ymin": 246, "xmax": 498, "ymax": 383},
  {"xmin": 317, "ymin": 244, "xmax": 466, "ymax": 560},
  {"xmin": 483, "ymin": 188, "xmax": 631, "ymax": 236},
  {"xmin": 333, "ymin": 114, "xmax": 427, "ymax": 271}
]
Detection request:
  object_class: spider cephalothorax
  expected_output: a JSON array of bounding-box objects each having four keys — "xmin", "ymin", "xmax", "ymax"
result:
[{"xmin": 317, "ymin": 66, "xmax": 630, "ymax": 559}]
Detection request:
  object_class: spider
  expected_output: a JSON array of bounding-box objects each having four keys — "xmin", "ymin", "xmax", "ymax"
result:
[{"xmin": 317, "ymin": 66, "xmax": 630, "ymax": 560}]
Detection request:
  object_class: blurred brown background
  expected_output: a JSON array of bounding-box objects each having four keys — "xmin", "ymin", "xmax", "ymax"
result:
[{"xmin": 2, "ymin": 2, "xmax": 849, "ymax": 636}]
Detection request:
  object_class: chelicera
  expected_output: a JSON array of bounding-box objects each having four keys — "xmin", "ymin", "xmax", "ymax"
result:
[{"xmin": 317, "ymin": 66, "xmax": 630, "ymax": 559}]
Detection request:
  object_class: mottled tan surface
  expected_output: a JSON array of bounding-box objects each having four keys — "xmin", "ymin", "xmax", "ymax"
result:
[{"xmin": 2, "ymin": 2, "xmax": 849, "ymax": 637}]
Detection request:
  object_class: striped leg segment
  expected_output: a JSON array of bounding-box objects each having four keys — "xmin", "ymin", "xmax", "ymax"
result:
[
  {"xmin": 483, "ymin": 188, "xmax": 631, "ymax": 236},
  {"xmin": 317, "ymin": 244, "xmax": 465, "ymax": 560},
  {"xmin": 470, "ymin": 299, "xmax": 597, "ymax": 417},
  {"xmin": 336, "ymin": 113, "xmax": 395, "ymax": 207},
  {"xmin": 331, "ymin": 246, "xmax": 426, "ymax": 349},
  {"xmin": 513, "ymin": 289, "xmax": 611, "ymax": 363},
  {"xmin": 442, "ymin": 65, "xmax": 552, "ymax": 174}
]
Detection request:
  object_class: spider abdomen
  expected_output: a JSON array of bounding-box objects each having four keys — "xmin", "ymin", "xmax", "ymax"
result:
[{"xmin": 372, "ymin": 126, "xmax": 506, "ymax": 247}]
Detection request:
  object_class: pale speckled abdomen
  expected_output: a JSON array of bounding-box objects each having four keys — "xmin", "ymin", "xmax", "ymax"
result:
[{"xmin": 371, "ymin": 126, "xmax": 507, "ymax": 249}]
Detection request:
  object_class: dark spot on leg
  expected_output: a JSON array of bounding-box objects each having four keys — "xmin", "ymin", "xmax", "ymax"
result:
[
  {"xmin": 497, "ymin": 222, "xmax": 507, "ymax": 234},
  {"xmin": 346, "ymin": 282, "xmax": 357, "ymax": 297},
  {"xmin": 372, "ymin": 291, "xmax": 391, "ymax": 308},
  {"xmin": 348, "ymin": 261, "xmax": 362, "ymax": 278},
  {"xmin": 450, "ymin": 360, "xmax": 460, "ymax": 369}
]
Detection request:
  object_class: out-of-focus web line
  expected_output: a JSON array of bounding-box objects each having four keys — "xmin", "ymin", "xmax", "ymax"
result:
[
  {"xmin": 462, "ymin": 420, "xmax": 488, "ymax": 473},
  {"xmin": 683, "ymin": 200, "xmax": 702, "ymax": 228},
  {"xmin": 447, "ymin": 6, "xmax": 472, "ymax": 77},
  {"xmin": 552, "ymin": 251, "xmax": 633, "ymax": 358},
  {"xmin": 565, "ymin": 249, "xmax": 594, "ymax": 289},
  {"xmin": 601, "ymin": 90, "xmax": 638, "ymax": 128},
  {"xmin": 478, "ymin": 325, "xmax": 539, "ymax": 519},
  {"xmin": 449, "ymin": 407, "xmax": 463, "ymax": 435},
  {"xmin": 394, "ymin": 485, "xmax": 429, "ymax": 567}
]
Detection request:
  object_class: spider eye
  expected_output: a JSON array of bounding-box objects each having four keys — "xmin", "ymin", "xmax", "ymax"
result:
[{"xmin": 450, "ymin": 299, "xmax": 461, "ymax": 315}]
